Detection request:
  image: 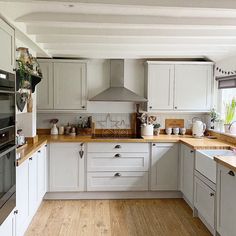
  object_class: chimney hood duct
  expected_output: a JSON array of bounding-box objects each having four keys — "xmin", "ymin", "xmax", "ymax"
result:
[{"xmin": 89, "ymin": 59, "xmax": 147, "ymax": 102}]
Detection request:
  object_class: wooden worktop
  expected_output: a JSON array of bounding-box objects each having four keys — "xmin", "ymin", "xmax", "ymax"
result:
[
  {"xmin": 16, "ymin": 134, "xmax": 234, "ymax": 166},
  {"xmin": 214, "ymin": 155, "xmax": 236, "ymax": 172}
]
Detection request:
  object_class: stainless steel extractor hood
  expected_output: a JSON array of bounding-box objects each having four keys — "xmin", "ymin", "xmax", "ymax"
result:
[{"xmin": 89, "ymin": 59, "xmax": 147, "ymax": 102}]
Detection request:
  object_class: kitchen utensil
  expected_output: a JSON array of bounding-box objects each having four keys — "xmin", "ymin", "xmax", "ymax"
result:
[{"xmin": 192, "ymin": 119, "xmax": 206, "ymax": 138}]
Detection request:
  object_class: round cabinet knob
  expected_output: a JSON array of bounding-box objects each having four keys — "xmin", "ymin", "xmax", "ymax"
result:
[
  {"xmin": 174, "ymin": 106, "xmax": 178, "ymax": 109},
  {"xmin": 149, "ymin": 106, "xmax": 152, "ymax": 109},
  {"xmin": 115, "ymin": 145, "xmax": 121, "ymax": 149},
  {"xmin": 114, "ymin": 153, "xmax": 121, "ymax": 158},
  {"xmin": 152, "ymin": 143, "xmax": 156, "ymax": 146},
  {"xmin": 81, "ymin": 106, "xmax": 86, "ymax": 109},
  {"xmin": 114, "ymin": 173, "xmax": 121, "ymax": 177},
  {"xmin": 38, "ymin": 150, "xmax": 41, "ymax": 153},
  {"xmin": 190, "ymin": 150, "xmax": 194, "ymax": 153}
]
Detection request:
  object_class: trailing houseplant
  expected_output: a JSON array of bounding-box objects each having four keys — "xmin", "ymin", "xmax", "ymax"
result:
[{"xmin": 224, "ymin": 97, "xmax": 236, "ymax": 133}]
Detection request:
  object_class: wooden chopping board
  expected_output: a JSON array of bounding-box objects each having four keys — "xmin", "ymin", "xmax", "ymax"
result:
[{"xmin": 165, "ymin": 119, "xmax": 184, "ymax": 128}]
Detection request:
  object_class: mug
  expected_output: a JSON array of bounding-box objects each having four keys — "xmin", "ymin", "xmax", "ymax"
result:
[
  {"xmin": 173, "ymin": 127, "xmax": 179, "ymax": 135},
  {"xmin": 165, "ymin": 128, "xmax": 172, "ymax": 135},
  {"xmin": 180, "ymin": 128, "xmax": 186, "ymax": 135}
]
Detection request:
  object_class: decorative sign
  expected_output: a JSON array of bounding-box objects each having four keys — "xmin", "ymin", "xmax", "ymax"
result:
[{"xmin": 216, "ymin": 66, "xmax": 236, "ymax": 76}]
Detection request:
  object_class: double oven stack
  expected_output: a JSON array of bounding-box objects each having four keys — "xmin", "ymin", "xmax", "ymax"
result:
[{"xmin": 0, "ymin": 69, "xmax": 16, "ymax": 225}]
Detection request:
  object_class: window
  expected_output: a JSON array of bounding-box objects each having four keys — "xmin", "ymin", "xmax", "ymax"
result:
[{"xmin": 219, "ymin": 88, "xmax": 236, "ymax": 118}]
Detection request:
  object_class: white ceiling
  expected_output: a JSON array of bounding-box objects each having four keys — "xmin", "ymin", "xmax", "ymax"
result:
[{"xmin": 2, "ymin": 0, "xmax": 236, "ymax": 60}]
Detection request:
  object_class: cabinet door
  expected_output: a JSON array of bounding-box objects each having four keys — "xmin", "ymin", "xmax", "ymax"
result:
[
  {"xmin": 147, "ymin": 64, "xmax": 174, "ymax": 111},
  {"xmin": 37, "ymin": 61, "xmax": 54, "ymax": 109},
  {"xmin": 217, "ymin": 165, "xmax": 236, "ymax": 236},
  {"xmin": 0, "ymin": 19, "xmax": 15, "ymax": 73},
  {"xmin": 16, "ymin": 159, "xmax": 29, "ymax": 236},
  {"xmin": 182, "ymin": 145, "xmax": 194, "ymax": 206},
  {"xmin": 194, "ymin": 176, "xmax": 215, "ymax": 229},
  {"xmin": 0, "ymin": 210, "xmax": 15, "ymax": 236},
  {"xmin": 151, "ymin": 143, "xmax": 179, "ymax": 190},
  {"xmin": 54, "ymin": 62, "xmax": 87, "ymax": 110},
  {"xmin": 37, "ymin": 145, "xmax": 46, "ymax": 201},
  {"xmin": 28, "ymin": 153, "xmax": 38, "ymax": 216},
  {"xmin": 174, "ymin": 64, "xmax": 212, "ymax": 111},
  {"xmin": 49, "ymin": 143, "xmax": 85, "ymax": 191}
]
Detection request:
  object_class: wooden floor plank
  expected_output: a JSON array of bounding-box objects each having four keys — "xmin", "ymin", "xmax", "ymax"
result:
[{"xmin": 25, "ymin": 199, "xmax": 211, "ymax": 236}]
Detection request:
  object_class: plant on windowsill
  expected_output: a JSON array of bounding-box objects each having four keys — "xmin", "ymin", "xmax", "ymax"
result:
[
  {"xmin": 209, "ymin": 108, "xmax": 220, "ymax": 130},
  {"xmin": 224, "ymin": 97, "xmax": 236, "ymax": 133}
]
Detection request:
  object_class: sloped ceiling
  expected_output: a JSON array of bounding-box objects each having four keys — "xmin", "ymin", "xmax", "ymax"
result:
[{"xmin": 1, "ymin": 0, "xmax": 236, "ymax": 60}]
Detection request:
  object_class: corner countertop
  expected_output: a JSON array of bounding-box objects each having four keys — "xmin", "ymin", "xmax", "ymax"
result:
[
  {"xmin": 214, "ymin": 155, "xmax": 236, "ymax": 172},
  {"xmin": 16, "ymin": 134, "xmax": 234, "ymax": 167}
]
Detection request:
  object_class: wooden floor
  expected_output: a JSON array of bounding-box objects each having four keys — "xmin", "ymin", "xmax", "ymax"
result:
[{"xmin": 25, "ymin": 199, "xmax": 211, "ymax": 236}]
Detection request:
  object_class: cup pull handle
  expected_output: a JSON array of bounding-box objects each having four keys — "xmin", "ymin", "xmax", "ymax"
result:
[
  {"xmin": 228, "ymin": 170, "xmax": 235, "ymax": 176},
  {"xmin": 114, "ymin": 173, "xmax": 121, "ymax": 177}
]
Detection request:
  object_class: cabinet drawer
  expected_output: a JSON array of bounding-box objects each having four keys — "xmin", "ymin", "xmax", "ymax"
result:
[
  {"xmin": 87, "ymin": 172, "xmax": 148, "ymax": 191},
  {"xmin": 87, "ymin": 143, "xmax": 149, "ymax": 153},
  {"xmin": 194, "ymin": 176, "xmax": 215, "ymax": 229},
  {"xmin": 87, "ymin": 152, "xmax": 149, "ymax": 171}
]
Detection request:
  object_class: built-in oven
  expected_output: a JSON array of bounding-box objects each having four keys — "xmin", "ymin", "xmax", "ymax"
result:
[{"xmin": 0, "ymin": 69, "xmax": 16, "ymax": 225}]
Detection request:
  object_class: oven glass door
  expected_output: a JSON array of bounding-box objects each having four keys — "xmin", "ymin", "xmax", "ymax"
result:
[
  {"xmin": 0, "ymin": 145, "xmax": 16, "ymax": 225},
  {"xmin": 0, "ymin": 91, "xmax": 15, "ymax": 129}
]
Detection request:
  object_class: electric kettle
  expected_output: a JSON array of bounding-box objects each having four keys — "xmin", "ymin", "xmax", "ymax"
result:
[{"xmin": 192, "ymin": 118, "xmax": 206, "ymax": 138}]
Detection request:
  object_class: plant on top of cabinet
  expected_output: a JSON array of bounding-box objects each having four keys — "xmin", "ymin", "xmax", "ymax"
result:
[{"xmin": 16, "ymin": 47, "xmax": 42, "ymax": 93}]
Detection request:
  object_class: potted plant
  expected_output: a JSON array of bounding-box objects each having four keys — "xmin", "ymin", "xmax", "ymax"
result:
[
  {"xmin": 209, "ymin": 108, "xmax": 220, "ymax": 130},
  {"xmin": 153, "ymin": 123, "xmax": 161, "ymax": 136},
  {"xmin": 224, "ymin": 98, "xmax": 236, "ymax": 133}
]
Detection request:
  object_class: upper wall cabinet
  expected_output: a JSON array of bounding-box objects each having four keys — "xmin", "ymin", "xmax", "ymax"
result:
[
  {"xmin": 37, "ymin": 59, "xmax": 87, "ymax": 111},
  {"xmin": 0, "ymin": 18, "xmax": 15, "ymax": 73},
  {"xmin": 145, "ymin": 62, "xmax": 213, "ymax": 112}
]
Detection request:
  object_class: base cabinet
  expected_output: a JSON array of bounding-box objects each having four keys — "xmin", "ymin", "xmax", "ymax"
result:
[
  {"xmin": 180, "ymin": 144, "xmax": 194, "ymax": 207},
  {"xmin": 16, "ymin": 159, "xmax": 29, "ymax": 236},
  {"xmin": 87, "ymin": 143, "xmax": 149, "ymax": 191},
  {"xmin": 217, "ymin": 164, "xmax": 236, "ymax": 236},
  {"xmin": 49, "ymin": 143, "xmax": 85, "ymax": 192},
  {"xmin": 16, "ymin": 144, "xmax": 47, "ymax": 236},
  {"xmin": 194, "ymin": 176, "xmax": 215, "ymax": 230},
  {"xmin": 151, "ymin": 143, "xmax": 179, "ymax": 190},
  {"xmin": 0, "ymin": 209, "xmax": 16, "ymax": 236}
]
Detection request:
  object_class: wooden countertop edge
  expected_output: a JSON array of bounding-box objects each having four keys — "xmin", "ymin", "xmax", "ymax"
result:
[
  {"xmin": 214, "ymin": 156, "xmax": 236, "ymax": 172},
  {"xmin": 16, "ymin": 134, "xmax": 234, "ymax": 166},
  {"xmin": 17, "ymin": 139, "xmax": 47, "ymax": 166}
]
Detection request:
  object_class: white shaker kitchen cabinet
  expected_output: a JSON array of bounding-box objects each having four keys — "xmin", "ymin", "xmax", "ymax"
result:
[
  {"xmin": 151, "ymin": 143, "xmax": 179, "ymax": 190},
  {"xmin": 28, "ymin": 153, "xmax": 38, "ymax": 217},
  {"xmin": 181, "ymin": 144, "xmax": 195, "ymax": 207},
  {"xmin": 53, "ymin": 62, "xmax": 87, "ymax": 110},
  {"xmin": 146, "ymin": 64, "xmax": 174, "ymax": 111},
  {"xmin": 0, "ymin": 209, "xmax": 16, "ymax": 236},
  {"xmin": 16, "ymin": 160, "xmax": 29, "ymax": 236},
  {"xmin": 0, "ymin": 18, "xmax": 15, "ymax": 73},
  {"xmin": 174, "ymin": 64, "xmax": 212, "ymax": 111},
  {"xmin": 49, "ymin": 143, "xmax": 85, "ymax": 192},
  {"xmin": 217, "ymin": 164, "xmax": 236, "ymax": 236},
  {"xmin": 37, "ymin": 145, "xmax": 47, "ymax": 202},
  {"xmin": 37, "ymin": 61, "xmax": 54, "ymax": 110},
  {"xmin": 194, "ymin": 176, "xmax": 215, "ymax": 230}
]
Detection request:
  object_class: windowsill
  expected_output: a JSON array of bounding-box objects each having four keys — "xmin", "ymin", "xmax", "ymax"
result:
[{"xmin": 208, "ymin": 129, "xmax": 236, "ymax": 138}]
